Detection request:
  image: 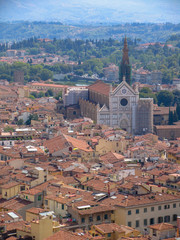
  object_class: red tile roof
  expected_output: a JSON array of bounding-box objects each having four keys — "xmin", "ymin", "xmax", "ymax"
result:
[
  {"xmin": 0, "ymin": 197, "xmax": 32, "ymax": 211},
  {"xmin": 26, "ymin": 207, "xmax": 46, "ymax": 214},
  {"xmin": 94, "ymin": 223, "xmax": 125, "ymax": 234},
  {"xmin": 43, "ymin": 134, "xmax": 69, "ymax": 154},
  {"xmin": 1, "ymin": 182, "xmax": 19, "ymax": 189},
  {"xmin": 44, "ymin": 229, "xmax": 87, "ymax": 240},
  {"xmin": 64, "ymin": 134, "xmax": 93, "ymax": 152},
  {"xmin": 154, "ymin": 106, "xmax": 176, "ymax": 115},
  {"xmin": 88, "ymin": 80, "xmax": 110, "ymax": 96},
  {"xmin": 102, "ymin": 193, "xmax": 180, "ymax": 207},
  {"xmin": 149, "ymin": 223, "xmax": 174, "ymax": 231}
]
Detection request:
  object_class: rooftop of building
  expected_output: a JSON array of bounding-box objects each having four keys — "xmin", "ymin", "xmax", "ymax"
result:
[
  {"xmin": 148, "ymin": 223, "xmax": 175, "ymax": 231},
  {"xmin": 102, "ymin": 192, "xmax": 180, "ymax": 208},
  {"xmin": 88, "ymin": 80, "xmax": 111, "ymax": 96}
]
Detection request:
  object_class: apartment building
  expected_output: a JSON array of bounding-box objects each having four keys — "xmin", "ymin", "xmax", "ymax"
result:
[{"xmin": 102, "ymin": 193, "xmax": 180, "ymax": 233}]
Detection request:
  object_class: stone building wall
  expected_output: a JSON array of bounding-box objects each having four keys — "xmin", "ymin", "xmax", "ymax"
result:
[
  {"xmin": 14, "ymin": 71, "xmax": 24, "ymax": 84},
  {"xmin": 136, "ymin": 98, "xmax": 153, "ymax": 135},
  {"xmin": 89, "ymin": 89, "xmax": 109, "ymax": 108},
  {"xmin": 79, "ymin": 98, "xmax": 98, "ymax": 123}
]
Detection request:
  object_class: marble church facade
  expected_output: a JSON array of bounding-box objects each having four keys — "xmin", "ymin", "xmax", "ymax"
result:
[{"xmin": 79, "ymin": 79, "xmax": 153, "ymax": 135}]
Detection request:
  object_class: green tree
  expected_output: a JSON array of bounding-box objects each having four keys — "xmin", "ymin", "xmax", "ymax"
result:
[
  {"xmin": 74, "ymin": 69, "xmax": 84, "ymax": 76},
  {"xmin": 29, "ymin": 95, "xmax": 35, "ymax": 99},
  {"xmin": 173, "ymin": 89, "xmax": 180, "ymax": 105},
  {"xmin": 0, "ymin": 74, "xmax": 12, "ymax": 82},
  {"xmin": 83, "ymin": 58, "xmax": 103, "ymax": 74},
  {"xmin": 173, "ymin": 110, "xmax": 178, "ymax": 122},
  {"xmin": 168, "ymin": 109, "xmax": 174, "ymax": 125},
  {"xmin": 31, "ymin": 92, "xmax": 38, "ymax": 98},
  {"xmin": 44, "ymin": 43, "xmax": 56, "ymax": 53},
  {"xmin": 12, "ymin": 62, "xmax": 29, "ymax": 76},
  {"xmin": 4, "ymin": 126, "xmax": 14, "ymax": 132},
  {"xmin": 28, "ymin": 48, "xmax": 40, "ymax": 55},
  {"xmin": 45, "ymin": 89, "xmax": 53, "ymax": 97},
  {"xmin": 140, "ymin": 87, "xmax": 152, "ymax": 94},
  {"xmin": 55, "ymin": 91, "xmax": 62, "ymax": 100},
  {"xmin": 38, "ymin": 91, "xmax": 45, "ymax": 98},
  {"xmin": 176, "ymin": 103, "xmax": 180, "ymax": 120},
  {"xmin": 30, "ymin": 65, "xmax": 43, "ymax": 76},
  {"xmin": 40, "ymin": 69, "xmax": 53, "ymax": 81},
  {"xmin": 64, "ymin": 75, "xmax": 69, "ymax": 81},
  {"xmin": 17, "ymin": 119, "xmax": 24, "ymax": 125},
  {"xmin": 139, "ymin": 87, "xmax": 157, "ymax": 104},
  {"xmin": 26, "ymin": 114, "xmax": 38, "ymax": 125},
  {"xmin": 157, "ymin": 90, "xmax": 174, "ymax": 107},
  {"xmin": 32, "ymin": 114, "xmax": 38, "ymax": 121}
]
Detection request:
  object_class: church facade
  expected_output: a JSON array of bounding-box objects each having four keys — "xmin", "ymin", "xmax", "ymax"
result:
[
  {"xmin": 79, "ymin": 37, "xmax": 153, "ymax": 135},
  {"xmin": 79, "ymin": 79, "xmax": 153, "ymax": 135}
]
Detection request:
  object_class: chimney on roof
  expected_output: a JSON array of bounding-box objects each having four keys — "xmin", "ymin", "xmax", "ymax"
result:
[{"xmin": 110, "ymin": 84, "xmax": 112, "ymax": 93}]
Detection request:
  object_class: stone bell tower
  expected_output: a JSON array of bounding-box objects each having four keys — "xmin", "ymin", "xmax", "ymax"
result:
[{"xmin": 119, "ymin": 36, "xmax": 131, "ymax": 85}]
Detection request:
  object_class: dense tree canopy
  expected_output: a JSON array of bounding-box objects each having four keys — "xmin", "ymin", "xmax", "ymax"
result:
[
  {"xmin": 0, "ymin": 33, "xmax": 179, "ymax": 87},
  {"xmin": 157, "ymin": 90, "xmax": 174, "ymax": 107},
  {"xmin": 139, "ymin": 87, "xmax": 157, "ymax": 104}
]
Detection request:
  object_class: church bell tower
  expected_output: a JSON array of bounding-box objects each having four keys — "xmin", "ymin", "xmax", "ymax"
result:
[{"xmin": 119, "ymin": 36, "xmax": 131, "ymax": 85}]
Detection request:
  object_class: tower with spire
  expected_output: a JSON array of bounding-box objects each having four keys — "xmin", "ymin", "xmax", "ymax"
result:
[{"xmin": 119, "ymin": 36, "xmax": 131, "ymax": 85}]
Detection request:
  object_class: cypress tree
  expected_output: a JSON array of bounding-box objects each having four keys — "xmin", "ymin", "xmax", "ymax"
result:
[
  {"xmin": 176, "ymin": 103, "xmax": 180, "ymax": 120},
  {"xmin": 168, "ymin": 108, "xmax": 174, "ymax": 125},
  {"xmin": 173, "ymin": 110, "xmax": 178, "ymax": 122}
]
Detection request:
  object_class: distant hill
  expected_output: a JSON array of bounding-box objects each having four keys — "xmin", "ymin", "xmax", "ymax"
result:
[
  {"xmin": 0, "ymin": 0, "xmax": 180, "ymax": 24},
  {"xmin": 0, "ymin": 22, "xmax": 180, "ymax": 43}
]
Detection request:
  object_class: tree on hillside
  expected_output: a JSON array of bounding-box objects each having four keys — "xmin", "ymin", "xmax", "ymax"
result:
[
  {"xmin": 45, "ymin": 89, "xmax": 54, "ymax": 97},
  {"xmin": 140, "ymin": 87, "xmax": 152, "ymax": 94},
  {"xmin": 139, "ymin": 87, "xmax": 157, "ymax": 104},
  {"xmin": 38, "ymin": 92, "xmax": 45, "ymax": 98},
  {"xmin": 55, "ymin": 91, "xmax": 62, "ymax": 100},
  {"xmin": 157, "ymin": 90, "xmax": 174, "ymax": 107},
  {"xmin": 30, "ymin": 65, "xmax": 43, "ymax": 76},
  {"xmin": 40, "ymin": 69, "xmax": 53, "ymax": 81},
  {"xmin": 173, "ymin": 90, "xmax": 180, "ymax": 105}
]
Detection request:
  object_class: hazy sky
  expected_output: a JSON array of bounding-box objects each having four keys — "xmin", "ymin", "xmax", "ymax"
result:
[{"xmin": 0, "ymin": 0, "xmax": 179, "ymax": 23}]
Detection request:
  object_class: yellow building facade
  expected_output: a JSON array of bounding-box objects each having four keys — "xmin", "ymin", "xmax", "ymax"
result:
[{"xmin": 17, "ymin": 214, "xmax": 60, "ymax": 240}]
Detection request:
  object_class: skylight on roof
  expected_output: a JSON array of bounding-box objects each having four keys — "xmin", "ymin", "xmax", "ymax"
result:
[{"xmin": 8, "ymin": 212, "xmax": 19, "ymax": 219}]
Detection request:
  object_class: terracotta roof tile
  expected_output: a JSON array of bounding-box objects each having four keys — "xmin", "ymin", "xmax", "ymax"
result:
[
  {"xmin": 149, "ymin": 223, "xmax": 174, "ymax": 230},
  {"xmin": 94, "ymin": 223, "xmax": 125, "ymax": 234},
  {"xmin": 102, "ymin": 193, "xmax": 180, "ymax": 207},
  {"xmin": 44, "ymin": 229, "xmax": 87, "ymax": 240},
  {"xmin": 0, "ymin": 197, "xmax": 32, "ymax": 211},
  {"xmin": 88, "ymin": 80, "xmax": 110, "ymax": 96},
  {"xmin": 26, "ymin": 207, "xmax": 46, "ymax": 214},
  {"xmin": 64, "ymin": 134, "xmax": 93, "ymax": 152},
  {"xmin": 43, "ymin": 135, "xmax": 69, "ymax": 154}
]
